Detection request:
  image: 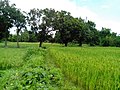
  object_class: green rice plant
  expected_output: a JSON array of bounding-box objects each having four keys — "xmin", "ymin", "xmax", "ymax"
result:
[
  {"xmin": 0, "ymin": 42, "xmax": 120, "ymax": 89},
  {"xmin": 0, "ymin": 48, "xmax": 25, "ymax": 70},
  {"xmin": 49, "ymin": 47, "xmax": 120, "ymax": 90}
]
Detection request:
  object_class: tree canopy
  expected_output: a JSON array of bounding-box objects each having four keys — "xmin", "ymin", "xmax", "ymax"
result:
[
  {"xmin": 1, "ymin": 0, "xmax": 120, "ymax": 47},
  {"xmin": 0, "ymin": 0, "xmax": 26, "ymax": 47}
]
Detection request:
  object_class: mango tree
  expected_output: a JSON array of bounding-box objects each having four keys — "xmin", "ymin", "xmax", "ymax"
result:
[
  {"xmin": 28, "ymin": 8, "xmax": 56, "ymax": 47},
  {"xmin": 0, "ymin": 0, "xmax": 15, "ymax": 47},
  {"xmin": 13, "ymin": 9, "xmax": 26, "ymax": 48}
]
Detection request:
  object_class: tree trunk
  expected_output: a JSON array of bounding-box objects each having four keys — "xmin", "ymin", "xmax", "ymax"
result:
[
  {"xmin": 4, "ymin": 30, "xmax": 7, "ymax": 47},
  {"xmin": 65, "ymin": 42, "xmax": 68, "ymax": 47},
  {"xmin": 17, "ymin": 31, "xmax": 20, "ymax": 48},
  {"xmin": 78, "ymin": 38, "xmax": 83, "ymax": 47},
  {"xmin": 4, "ymin": 37, "xmax": 7, "ymax": 47},
  {"xmin": 79, "ymin": 41, "xmax": 82, "ymax": 47},
  {"xmin": 39, "ymin": 41, "xmax": 42, "ymax": 47}
]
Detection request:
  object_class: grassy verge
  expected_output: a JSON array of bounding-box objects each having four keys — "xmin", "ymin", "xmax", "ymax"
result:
[{"xmin": 0, "ymin": 43, "xmax": 63, "ymax": 89}]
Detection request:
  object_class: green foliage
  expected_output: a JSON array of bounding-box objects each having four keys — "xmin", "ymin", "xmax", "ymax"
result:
[
  {"xmin": 2, "ymin": 66, "xmax": 62, "ymax": 90},
  {"xmin": 54, "ymin": 10, "xmax": 73, "ymax": 46},
  {"xmin": 20, "ymin": 30, "xmax": 29, "ymax": 42},
  {"xmin": 0, "ymin": 0, "xmax": 16, "ymax": 46},
  {"xmin": 1, "ymin": 0, "xmax": 120, "ymax": 47},
  {"xmin": 99, "ymin": 28, "xmax": 118, "ymax": 47},
  {"xmin": 8, "ymin": 34, "xmax": 17, "ymax": 42},
  {"xmin": 0, "ymin": 44, "xmax": 63, "ymax": 89},
  {"xmin": 0, "ymin": 0, "xmax": 26, "ymax": 47},
  {"xmin": 1, "ymin": 1, "xmax": 120, "ymax": 47},
  {"xmin": 0, "ymin": 32, "xmax": 4, "ymax": 40},
  {"xmin": 115, "ymin": 36, "xmax": 120, "ymax": 47},
  {"xmin": 27, "ymin": 8, "xmax": 57, "ymax": 47},
  {"xmin": 28, "ymin": 31, "xmax": 38, "ymax": 42},
  {"xmin": 8, "ymin": 30, "xmax": 38, "ymax": 42}
]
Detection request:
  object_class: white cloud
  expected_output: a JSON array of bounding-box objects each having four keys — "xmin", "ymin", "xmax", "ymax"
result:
[
  {"xmin": 101, "ymin": 5, "xmax": 111, "ymax": 9},
  {"xmin": 10, "ymin": 0, "xmax": 97, "ymax": 21},
  {"xmin": 96, "ymin": 19, "xmax": 120, "ymax": 34},
  {"xmin": 9, "ymin": 0, "xmax": 120, "ymax": 34}
]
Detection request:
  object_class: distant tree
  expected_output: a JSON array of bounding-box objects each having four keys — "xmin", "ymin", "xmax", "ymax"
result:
[
  {"xmin": 28, "ymin": 31, "xmax": 37, "ymax": 42},
  {"xmin": 20, "ymin": 29, "xmax": 29, "ymax": 42},
  {"xmin": 54, "ymin": 10, "xmax": 73, "ymax": 47},
  {"xmin": 0, "ymin": 32, "xmax": 4, "ymax": 40},
  {"xmin": 28, "ymin": 8, "xmax": 56, "ymax": 47},
  {"xmin": 0, "ymin": 0, "xmax": 15, "ymax": 47},
  {"xmin": 109, "ymin": 32, "xmax": 117, "ymax": 46},
  {"xmin": 115, "ymin": 36, "xmax": 120, "ymax": 47},
  {"xmin": 46, "ymin": 33, "xmax": 55, "ymax": 43},
  {"xmin": 0, "ymin": 0, "xmax": 25, "ymax": 47},
  {"xmin": 54, "ymin": 31, "xmax": 61, "ymax": 43},
  {"xmin": 99, "ymin": 28, "xmax": 111, "ymax": 46},
  {"xmin": 13, "ymin": 8, "xmax": 26, "ymax": 48},
  {"xmin": 8, "ymin": 34, "xmax": 17, "ymax": 42},
  {"xmin": 27, "ymin": 8, "xmax": 42, "ymax": 46},
  {"xmin": 38, "ymin": 8, "xmax": 56, "ymax": 47},
  {"xmin": 70, "ymin": 17, "xmax": 86, "ymax": 46},
  {"xmin": 86, "ymin": 20, "xmax": 99, "ymax": 46},
  {"xmin": 99, "ymin": 27, "xmax": 111, "ymax": 37}
]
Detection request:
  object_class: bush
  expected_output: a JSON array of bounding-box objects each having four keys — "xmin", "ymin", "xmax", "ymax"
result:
[
  {"xmin": 0, "ymin": 47, "xmax": 63, "ymax": 89},
  {"xmin": 2, "ymin": 66, "xmax": 62, "ymax": 90},
  {"xmin": 114, "ymin": 36, "xmax": 120, "ymax": 47}
]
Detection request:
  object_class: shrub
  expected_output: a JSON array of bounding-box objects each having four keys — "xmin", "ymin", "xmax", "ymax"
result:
[{"xmin": 3, "ymin": 66, "xmax": 62, "ymax": 90}]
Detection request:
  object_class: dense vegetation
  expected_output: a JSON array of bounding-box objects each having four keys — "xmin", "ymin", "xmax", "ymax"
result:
[
  {"xmin": 49, "ymin": 46, "xmax": 120, "ymax": 90},
  {"xmin": 0, "ymin": 42, "xmax": 120, "ymax": 89},
  {"xmin": 0, "ymin": 0, "xmax": 120, "ymax": 89},
  {"xmin": 1, "ymin": 0, "xmax": 120, "ymax": 47},
  {"xmin": 0, "ymin": 43, "xmax": 64, "ymax": 89}
]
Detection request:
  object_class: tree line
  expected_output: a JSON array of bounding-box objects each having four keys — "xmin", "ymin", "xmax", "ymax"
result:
[{"xmin": 1, "ymin": 0, "xmax": 120, "ymax": 47}]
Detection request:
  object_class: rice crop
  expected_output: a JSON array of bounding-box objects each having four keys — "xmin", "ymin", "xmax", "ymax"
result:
[{"xmin": 49, "ymin": 47, "xmax": 120, "ymax": 90}]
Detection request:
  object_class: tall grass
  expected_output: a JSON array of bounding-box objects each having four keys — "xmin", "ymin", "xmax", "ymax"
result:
[
  {"xmin": 0, "ymin": 42, "xmax": 120, "ymax": 89},
  {"xmin": 0, "ymin": 48, "xmax": 25, "ymax": 69},
  {"xmin": 0, "ymin": 42, "xmax": 41, "ymax": 70},
  {"xmin": 49, "ymin": 47, "xmax": 120, "ymax": 90}
]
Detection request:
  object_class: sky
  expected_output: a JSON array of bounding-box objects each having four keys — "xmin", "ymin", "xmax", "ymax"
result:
[{"xmin": 9, "ymin": 0, "xmax": 120, "ymax": 34}]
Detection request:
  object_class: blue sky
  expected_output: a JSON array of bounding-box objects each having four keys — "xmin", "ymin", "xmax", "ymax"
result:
[
  {"xmin": 74, "ymin": 0, "xmax": 120, "ymax": 22},
  {"xmin": 72, "ymin": 0, "xmax": 120, "ymax": 34},
  {"xmin": 10, "ymin": 0, "xmax": 120, "ymax": 34}
]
